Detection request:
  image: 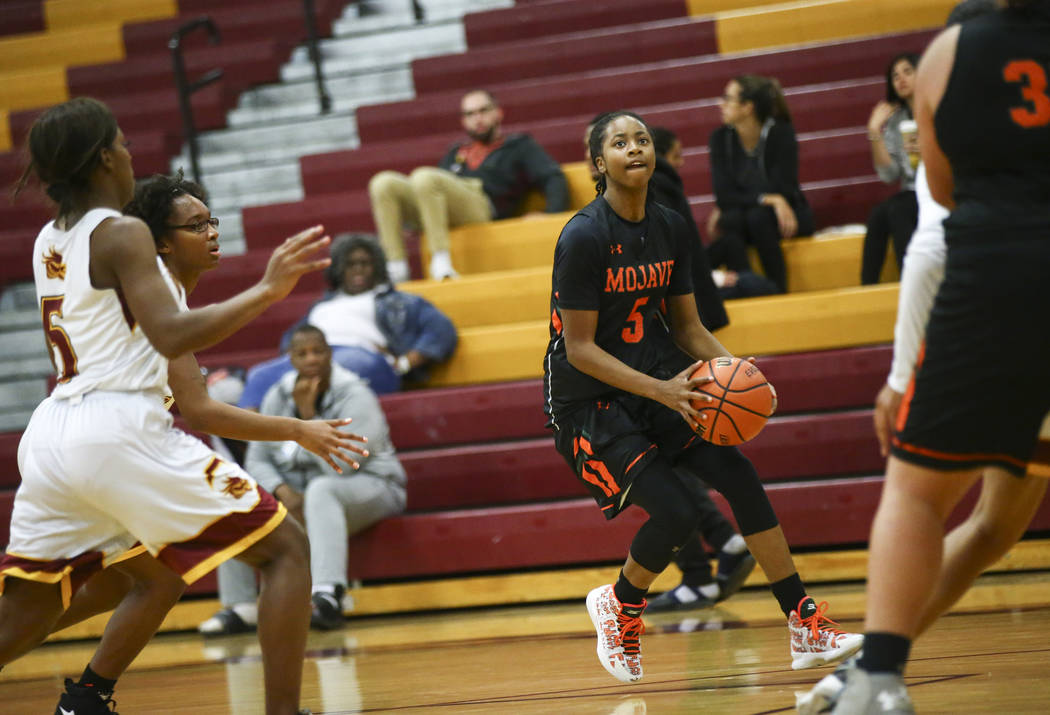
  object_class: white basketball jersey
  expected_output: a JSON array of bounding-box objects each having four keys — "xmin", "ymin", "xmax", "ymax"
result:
[{"xmin": 33, "ymin": 208, "xmax": 187, "ymax": 400}]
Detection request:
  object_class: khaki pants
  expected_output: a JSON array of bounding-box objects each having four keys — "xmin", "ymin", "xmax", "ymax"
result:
[{"xmin": 368, "ymin": 167, "xmax": 493, "ymax": 260}]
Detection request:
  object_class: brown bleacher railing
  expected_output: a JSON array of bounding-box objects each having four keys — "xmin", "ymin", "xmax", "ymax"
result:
[{"xmin": 169, "ymin": 17, "xmax": 224, "ymax": 188}]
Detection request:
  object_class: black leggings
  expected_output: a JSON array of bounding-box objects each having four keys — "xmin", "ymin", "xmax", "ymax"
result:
[
  {"xmin": 861, "ymin": 190, "xmax": 918, "ymax": 284},
  {"xmin": 625, "ymin": 447, "xmax": 779, "ymax": 574}
]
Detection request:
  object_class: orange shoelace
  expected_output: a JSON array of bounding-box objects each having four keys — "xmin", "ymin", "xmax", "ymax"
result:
[
  {"xmin": 800, "ymin": 600, "xmax": 848, "ymax": 640},
  {"xmin": 616, "ymin": 608, "xmax": 646, "ymax": 656}
]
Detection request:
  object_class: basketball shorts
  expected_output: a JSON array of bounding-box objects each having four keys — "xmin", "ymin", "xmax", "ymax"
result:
[
  {"xmin": 892, "ymin": 233, "xmax": 1050, "ymax": 476},
  {"xmin": 1, "ymin": 391, "xmax": 285, "ymax": 607},
  {"xmin": 552, "ymin": 392, "xmax": 709, "ymax": 520}
]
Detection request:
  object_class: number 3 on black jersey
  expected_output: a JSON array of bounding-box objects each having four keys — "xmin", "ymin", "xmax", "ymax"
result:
[
  {"xmin": 1004, "ymin": 60, "xmax": 1050, "ymax": 128},
  {"xmin": 41, "ymin": 295, "xmax": 79, "ymax": 383}
]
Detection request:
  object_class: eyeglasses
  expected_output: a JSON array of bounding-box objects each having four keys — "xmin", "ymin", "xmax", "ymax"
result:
[{"xmin": 168, "ymin": 217, "xmax": 219, "ymax": 233}]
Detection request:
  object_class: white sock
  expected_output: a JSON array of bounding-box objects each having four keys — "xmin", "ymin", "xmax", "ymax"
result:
[
  {"xmin": 231, "ymin": 602, "xmax": 258, "ymax": 626},
  {"xmin": 312, "ymin": 583, "xmax": 337, "ymax": 596},
  {"xmin": 721, "ymin": 534, "xmax": 748, "ymax": 555},
  {"xmin": 386, "ymin": 259, "xmax": 409, "ymax": 284},
  {"xmin": 428, "ymin": 250, "xmax": 458, "ymax": 280},
  {"xmin": 698, "ymin": 583, "xmax": 721, "ymax": 600}
]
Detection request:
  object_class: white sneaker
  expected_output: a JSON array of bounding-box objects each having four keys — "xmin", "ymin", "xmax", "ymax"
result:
[
  {"xmin": 585, "ymin": 584, "xmax": 645, "ymax": 683},
  {"xmin": 788, "ymin": 598, "xmax": 863, "ymax": 670},
  {"xmin": 796, "ymin": 656, "xmax": 853, "ymax": 713},
  {"xmin": 386, "ymin": 259, "xmax": 410, "ymax": 284},
  {"xmin": 428, "ymin": 250, "xmax": 459, "ymax": 280},
  {"xmin": 832, "ymin": 666, "xmax": 913, "ymax": 714}
]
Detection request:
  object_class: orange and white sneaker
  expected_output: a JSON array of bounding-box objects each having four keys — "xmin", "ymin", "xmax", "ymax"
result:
[
  {"xmin": 788, "ymin": 597, "xmax": 863, "ymax": 670},
  {"xmin": 585, "ymin": 584, "xmax": 646, "ymax": 683}
]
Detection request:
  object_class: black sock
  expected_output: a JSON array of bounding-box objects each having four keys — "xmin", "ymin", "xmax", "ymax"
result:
[
  {"xmin": 78, "ymin": 665, "xmax": 117, "ymax": 696},
  {"xmin": 769, "ymin": 573, "xmax": 808, "ymax": 617},
  {"xmin": 613, "ymin": 571, "xmax": 648, "ymax": 606},
  {"xmin": 859, "ymin": 632, "xmax": 911, "ymax": 674}
]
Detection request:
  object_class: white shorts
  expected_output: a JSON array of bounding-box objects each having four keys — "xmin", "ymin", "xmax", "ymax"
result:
[{"xmin": 1, "ymin": 391, "xmax": 284, "ymax": 605}]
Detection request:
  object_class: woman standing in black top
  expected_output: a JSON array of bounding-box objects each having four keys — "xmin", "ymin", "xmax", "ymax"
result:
[
  {"xmin": 544, "ymin": 111, "xmax": 859, "ymax": 684},
  {"xmin": 707, "ymin": 75, "xmax": 812, "ymax": 293}
]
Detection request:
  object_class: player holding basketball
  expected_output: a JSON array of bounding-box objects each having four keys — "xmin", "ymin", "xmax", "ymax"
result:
[
  {"xmin": 543, "ymin": 110, "xmax": 861, "ymax": 683},
  {"xmin": 798, "ymin": 2, "xmax": 1050, "ymax": 712},
  {"xmin": 0, "ymin": 97, "xmax": 357, "ymax": 715}
]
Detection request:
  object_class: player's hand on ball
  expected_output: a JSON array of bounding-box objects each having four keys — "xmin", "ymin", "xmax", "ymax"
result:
[
  {"xmin": 295, "ymin": 417, "xmax": 370, "ymax": 474},
  {"xmin": 744, "ymin": 357, "xmax": 777, "ymax": 414},
  {"xmin": 655, "ymin": 359, "xmax": 714, "ymax": 431},
  {"xmin": 259, "ymin": 225, "xmax": 332, "ymax": 301}
]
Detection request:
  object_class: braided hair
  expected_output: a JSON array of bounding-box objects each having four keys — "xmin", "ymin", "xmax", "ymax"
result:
[
  {"xmin": 587, "ymin": 110, "xmax": 652, "ymax": 196},
  {"xmin": 14, "ymin": 97, "xmax": 118, "ymax": 218},
  {"xmin": 123, "ymin": 170, "xmax": 208, "ymax": 248}
]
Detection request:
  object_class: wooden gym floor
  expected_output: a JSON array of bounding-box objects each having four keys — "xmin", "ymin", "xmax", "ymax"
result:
[{"xmin": 1, "ymin": 571, "xmax": 1048, "ymax": 713}]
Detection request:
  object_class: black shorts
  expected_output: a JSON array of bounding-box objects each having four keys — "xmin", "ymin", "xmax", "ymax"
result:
[
  {"xmin": 892, "ymin": 233, "xmax": 1050, "ymax": 476},
  {"xmin": 552, "ymin": 391, "xmax": 711, "ymax": 520}
]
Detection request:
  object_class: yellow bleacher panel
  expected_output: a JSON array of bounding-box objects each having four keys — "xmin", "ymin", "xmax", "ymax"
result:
[
  {"xmin": 778, "ymin": 232, "xmax": 898, "ymax": 292},
  {"xmin": 424, "ymin": 284, "xmax": 898, "ymax": 387},
  {"xmin": 0, "ymin": 111, "xmax": 10, "ymax": 153},
  {"xmin": 518, "ymin": 161, "xmax": 594, "ymax": 214},
  {"xmin": 0, "ymin": 67, "xmax": 68, "ymax": 113},
  {"xmin": 715, "ymin": 0, "xmax": 956, "ymax": 54},
  {"xmin": 0, "ymin": 25, "xmax": 125, "ymax": 73},
  {"xmin": 399, "ymin": 267, "xmax": 551, "ymax": 329},
  {"xmin": 44, "ymin": 0, "xmax": 177, "ymax": 30},
  {"xmin": 687, "ymin": 0, "xmax": 791, "ymax": 14}
]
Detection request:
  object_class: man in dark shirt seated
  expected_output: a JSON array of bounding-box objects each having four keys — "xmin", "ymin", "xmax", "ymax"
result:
[{"xmin": 368, "ymin": 89, "xmax": 569, "ymax": 281}]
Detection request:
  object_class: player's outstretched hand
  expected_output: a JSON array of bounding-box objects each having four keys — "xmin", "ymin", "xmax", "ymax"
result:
[
  {"xmin": 259, "ymin": 225, "xmax": 332, "ymax": 301},
  {"xmin": 654, "ymin": 359, "xmax": 715, "ymax": 431},
  {"xmin": 295, "ymin": 417, "xmax": 369, "ymax": 474},
  {"xmin": 873, "ymin": 382, "xmax": 904, "ymax": 457}
]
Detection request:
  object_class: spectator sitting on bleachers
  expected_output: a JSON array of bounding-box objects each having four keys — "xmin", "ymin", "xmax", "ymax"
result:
[
  {"xmin": 368, "ymin": 89, "xmax": 569, "ymax": 281},
  {"xmin": 237, "ymin": 234, "xmax": 457, "ymax": 410},
  {"xmin": 706, "ymin": 75, "xmax": 813, "ymax": 294},
  {"xmin": 201, "ymin": 324, "xmax": 406, "ymax": 634},
  {"xmin": 860, "ymin": 52, "xmax": 921, "ymax": 285},
  {"xmin": 649, "ymin": 126, "xmax": 777, "ymax": 303}
]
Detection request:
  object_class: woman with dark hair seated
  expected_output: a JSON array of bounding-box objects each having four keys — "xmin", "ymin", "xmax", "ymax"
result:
[
  {"xmin": 706, "ymin": 75, "xmax": 813, "ymax": 294},
  {"xmin": 237, "ymin": 234, "xmax": 458, "ymax": 409}
]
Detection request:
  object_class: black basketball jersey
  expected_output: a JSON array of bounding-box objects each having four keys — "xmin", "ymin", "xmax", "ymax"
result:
[
  {"xmin": 543, "ymin": 197, "xmax": 693, "ymax": 422},
  {"xmin": 935, "ymin": 8, "xmax": 1050, "ymax": 232}
]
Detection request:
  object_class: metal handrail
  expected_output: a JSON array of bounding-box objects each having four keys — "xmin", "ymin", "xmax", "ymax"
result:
[
  {"xmin": 169, "ymin": 18, "xmax": 224, "ymax": 188},
  {"xmin": 302, "ymin": 0, "xmax": 332, "ymax": 114}
]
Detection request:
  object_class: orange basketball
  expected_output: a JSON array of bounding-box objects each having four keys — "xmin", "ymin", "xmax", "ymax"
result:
[{"xmin": 689, "ymin": 356, "xmax": 775, "ymax": 446}]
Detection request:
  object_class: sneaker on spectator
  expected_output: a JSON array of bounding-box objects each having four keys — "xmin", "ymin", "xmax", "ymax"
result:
[
  {"xmin": 646, "ymin": 583, "xmax": 716, "ymax": 612},
  {"xmin": 310, "ymin": 588, "xmax": 345, "ymax": 631},
  {"xmin": 54, "ymin": 678, "xmax": 118, "ymax": 714},
  {"xmin": 428, "ymin": 250, "xmax": 459, "ymax": 281},
  {"xmin": 386, "ymin": 258, "xmax": 410, "ymax": 284},
  {"xmin": 795, "ymin": 655, "xmax": 856, "ymax": 714},
  {"xmin": 585, "ymin": 584, "xmax": 645, "ymax": 683},
  {"xmin": 715, "ymin": 550, "xmax": 756, "ymax": 602},
  {"xmin": 198, "ymin": 606, "xmax": 256, "ymax": 637},
  {"xmin": 830, "ymin": 665, "xmax": 913, "ymax": 714},
  {"xmin": 788, "ymin": 598, "xmax": 863, "ymax": 670}
]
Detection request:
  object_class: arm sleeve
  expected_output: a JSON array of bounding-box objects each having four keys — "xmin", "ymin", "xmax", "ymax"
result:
[
  {"xmin": 887, "ymin": 167, "xmax": 948, "ymax": 393},
  {"xmin": 709, "ymin": 127, "xmax": 761, "ymax": 209},
  {"xmin": 763, "ymin": 123, "xmax": 804, "ymax": 200},
  {"xmin": 406, "ymin": 296, "xmax": 458, "ymax": 361},
  {"xmin": 876, "ymin": 121, "xmax": 906, "ymax": 185},
  {"xmin": 666, "ymin": 211, "xmax": 695, "ymax": 297},
  {"xmin": 520, "ymin": 137, "xmax": 569, "ymax": 212},
  {"xmin": 553, "ymin": 216, "xmax": 603, "ymax": 310}
]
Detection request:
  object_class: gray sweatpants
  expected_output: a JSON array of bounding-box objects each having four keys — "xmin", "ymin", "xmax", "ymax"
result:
[{"xmin": 218, "ymin": 473, "xmax": 406, "ymax": 606}]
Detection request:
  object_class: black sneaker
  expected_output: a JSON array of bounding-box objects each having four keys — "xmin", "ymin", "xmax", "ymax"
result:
[
  {"xmin": 310, "ymin": 587, "xmax": 345, "ymax": 631},
  {"xmin": 55, "ymin": 678, "xmax": 118, "ymax": 714},
  {"xmin": 715, "ymin": 550, "xmax": 756, "ymax": 602},
  {"xmin": 645, "ymin": 583, "xmax": 716, "ymax": 612},
  {"xmin": 197, "ymin": 607, "xmax": 256, "ymax": 637}
]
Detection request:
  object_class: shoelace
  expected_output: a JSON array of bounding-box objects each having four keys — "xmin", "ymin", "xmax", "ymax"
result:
[
  {"xmin": 616, "ymin": 608, "xmax": 646, "ymax": 656},
  {"xmin": 800, "ymin": 600, "xmax": 848, "ymax": 642}
]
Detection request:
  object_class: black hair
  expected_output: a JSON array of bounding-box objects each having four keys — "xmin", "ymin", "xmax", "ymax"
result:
[
  {"xmin": 123, "ymin": 169, "xmax": 208, "ymax": 247},
  {"xmin": 14, "ymin": 97, "xmax": 118, "ymax": 218},
  {"xmin": 884, "ymin": 53, "xmax": 921, "ymax": 104},
  {"xmin": 289, "ymin": 323, "xmax": 329, "ymax": 347},
  {"xmin": 946, "ymin": 0, "xmax": 998, "ymax": 24},
  {"xmin": 733, "ymin": 75, "xmax": 792, "ymax": 123},
  {"xmin": 325, "ymin": 233, "xmax": 389, "ymax": 291},
  {"xmin": 587, "ymin": 110, "xmax": 652, "ymax": 196},
  {"xmin": 649, "ymin": 126, "xmax": 679, "ymax": 159},
  {"xmin": 1006, "ymin": 0, "xmax": 1050, "ymax": 16}
]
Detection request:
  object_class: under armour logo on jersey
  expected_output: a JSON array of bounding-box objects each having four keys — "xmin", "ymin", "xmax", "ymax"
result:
[{"xmin": 610, "ymin": 244, "xmax": 623, "ymax": 254}]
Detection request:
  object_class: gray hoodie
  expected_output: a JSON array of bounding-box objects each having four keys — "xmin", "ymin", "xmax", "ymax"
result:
[{"xmin": 245, "ymin": 363, "xmax": 407, "ymax": 495}]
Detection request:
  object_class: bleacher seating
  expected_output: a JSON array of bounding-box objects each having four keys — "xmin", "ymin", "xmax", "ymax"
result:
[{"xmin": 4, "ymin": 0, "xmax": 1046, "ymax": 623}]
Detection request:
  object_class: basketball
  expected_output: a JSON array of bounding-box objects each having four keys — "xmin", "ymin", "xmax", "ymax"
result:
[{"xmin": 689, "ymin": 357, "xmax": 775, "ymax": 446}]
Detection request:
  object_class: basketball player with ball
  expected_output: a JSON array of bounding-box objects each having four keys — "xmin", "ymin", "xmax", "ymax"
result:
[{"xmin": 543, "ymin": 110, "xmax": 861, "ymax": 684}]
